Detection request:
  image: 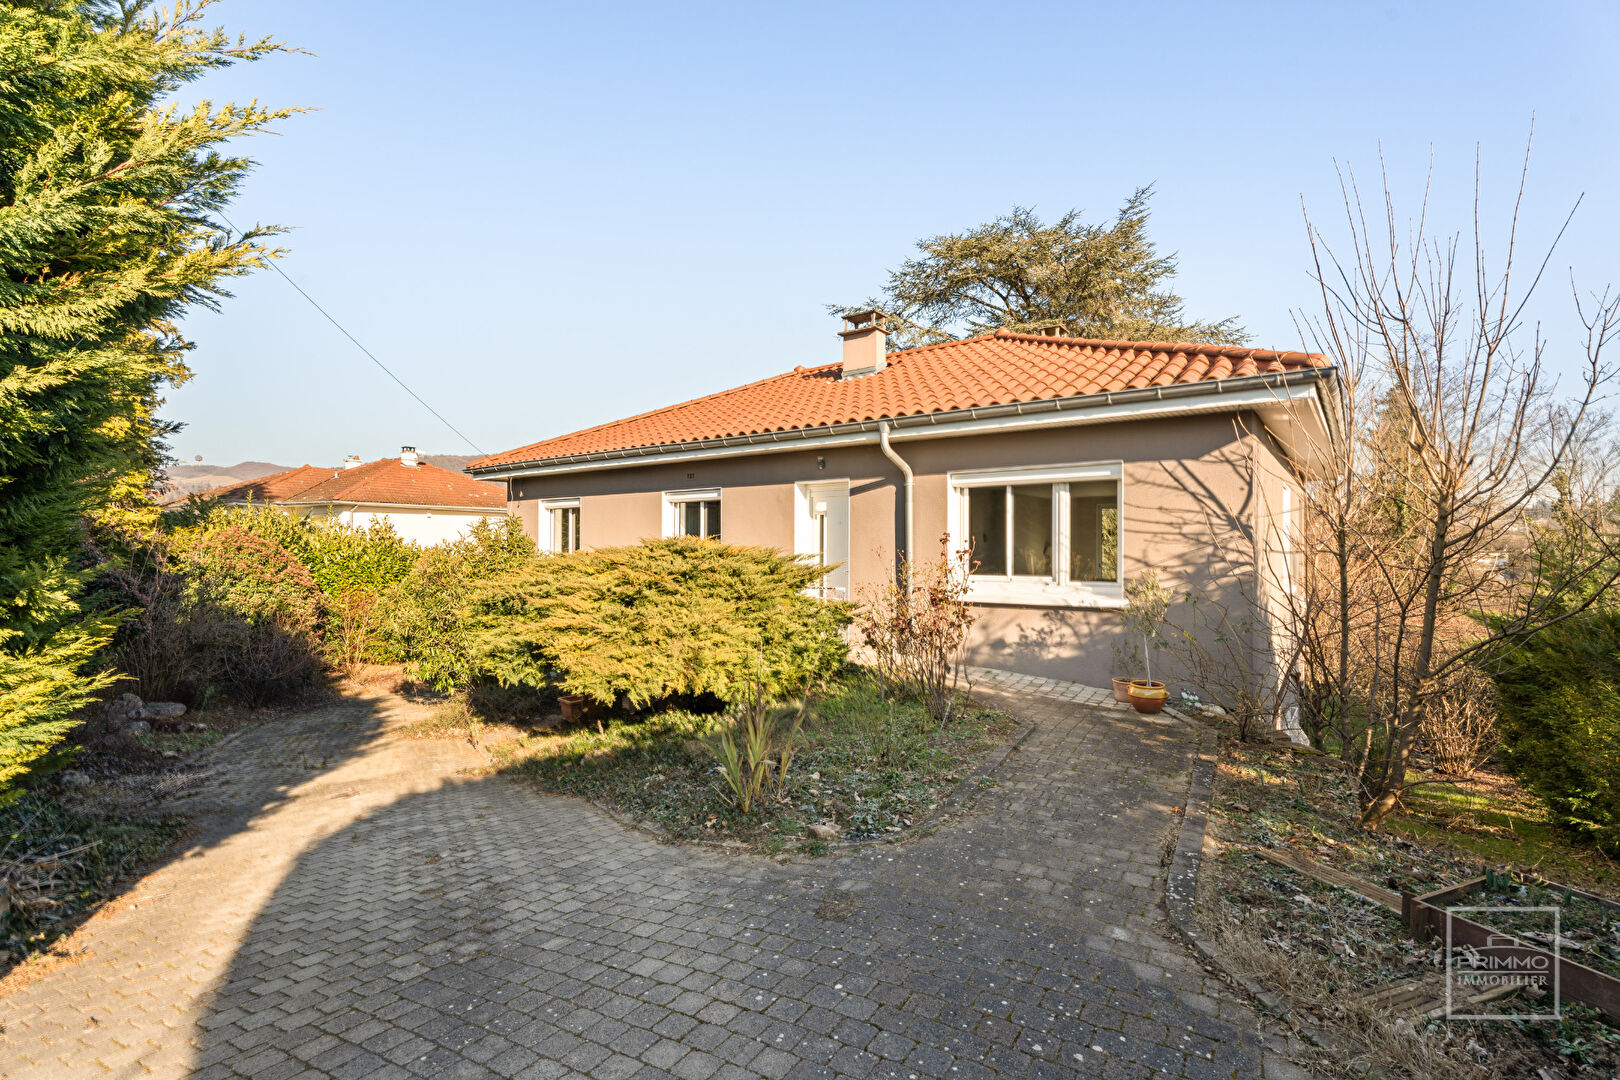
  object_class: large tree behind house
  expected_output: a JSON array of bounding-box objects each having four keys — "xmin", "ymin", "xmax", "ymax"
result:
[{"xmin": 833, "ymin": 189, "xmax": 1248, "ymax": 350}]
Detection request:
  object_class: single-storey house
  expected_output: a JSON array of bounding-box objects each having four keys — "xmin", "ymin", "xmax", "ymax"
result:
[
  {"xmin": 468, "ymin": 313, "xmax": 1339, "ymax": 688},
  {"xmin": 184, "ymin": 447, "xmax": 509, "ymax": 546}
]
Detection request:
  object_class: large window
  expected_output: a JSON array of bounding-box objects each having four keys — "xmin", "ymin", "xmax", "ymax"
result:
[
  {"xmin": 543, "ymin": 500, "xmax": 580, "ymax": 554},
  {"xmin": 953, "ymin": 464, "xmax": 1122, "ymax": 605},
  {"xmin": 967, "ymin": 484, "xmax": 1054, "ymax": 577},
  {"xmin": 665, "ymin": 489, "xmax": 721, "ymax": 540},
  {"xmin": 1067, "ymin": 480, "xmax": 1119, "ymax": 583}
]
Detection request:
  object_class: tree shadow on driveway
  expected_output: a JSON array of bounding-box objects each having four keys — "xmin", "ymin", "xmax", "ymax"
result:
[
  {"xmin": 0, "ymin": 689, "xmax": 450, "ymax": 1078},
  {"xmin": 177, "ymin": 697, "xmax": 1273, "ymax": 1080},
  {"xmin": 5, "ymin": 690, "xmax": 1281, "ymax": 1079}
]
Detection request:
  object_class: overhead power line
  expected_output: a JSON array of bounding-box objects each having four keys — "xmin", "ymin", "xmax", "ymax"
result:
[{"xmin": 221, "ymin": 214, "xmax": 488, "ymax": 456}]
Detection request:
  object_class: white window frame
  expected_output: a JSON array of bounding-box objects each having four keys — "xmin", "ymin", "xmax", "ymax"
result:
[
  {"xmin": 662, "ymin": 488, "xmax": 722, "ymax": 539},
  {"xmin": 539, "ymin": 498, "xmax": 581, "ymax": 554},
  {"xmin": 794, "ymin": 479, "xmax": 851, "ymax": 601},
  {"xmin": 947, "ymin": 462, "xmax": 1125, "ymax": 609}
]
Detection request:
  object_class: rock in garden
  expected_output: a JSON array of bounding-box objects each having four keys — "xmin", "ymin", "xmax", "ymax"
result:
[
  {"xmin": 123, "ymin": 720, "xmax": 151, "ymax": 738},
  {"xmin": 806, "ymin": 822, "xmax": 841, "ymax": 842},
  {"xmin": 59, "ymin": 770, "xmax": 91, "ymax": 788},
  {"xmin": 140, "ymin": 702, "xmax": 186, "ymax": 721},
  {"xmin": 104, "ymin": 692, "xmax": 142, "ymax": 721}
]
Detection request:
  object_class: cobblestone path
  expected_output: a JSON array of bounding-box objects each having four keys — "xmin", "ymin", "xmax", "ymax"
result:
[{"xmin": 1, "ymin": 682, "xmax": 1305, "ymax": 1079}]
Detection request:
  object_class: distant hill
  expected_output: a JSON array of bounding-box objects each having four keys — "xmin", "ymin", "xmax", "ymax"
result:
[
  {"xmin": 161, "ymin": 460, "xmax": 293, "ymax": 496},
  {"xmin": 159, "ymin": 453, "xmax": 482, "ymax": 497}
]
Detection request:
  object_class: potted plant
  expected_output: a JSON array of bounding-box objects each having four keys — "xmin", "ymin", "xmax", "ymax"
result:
[
  {"xmin": 1121, "ymin": 572, "xmax": 1170, "ymax": 714},
  {"xmin": 558, "ymin": 693, "xmax": 586, "ymax": 724}
]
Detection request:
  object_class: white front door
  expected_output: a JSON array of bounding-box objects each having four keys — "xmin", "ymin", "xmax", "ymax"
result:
[{"xmin": 798, "ymin": 482, "xmax": 850, "ymax": 600}]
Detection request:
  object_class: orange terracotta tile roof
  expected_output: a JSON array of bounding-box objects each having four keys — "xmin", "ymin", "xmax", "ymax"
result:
[
  {"xmin": 192, "ymin": 459, "xmax": 506, "ymax": 510},
  {"xmin": 185, "ymin": 464, "xmax": 336, "ymax": 504},
  {"xmin": 472, "ymin": 330, "xmax": 1328, "ymax": 471},
  {"xmin": 284, "ymin": 458, "xmax": 508, "ymax": 510}
]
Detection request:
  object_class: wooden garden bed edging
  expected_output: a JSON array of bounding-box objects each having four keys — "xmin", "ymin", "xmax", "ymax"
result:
[
  {"xmin": 1404, "ymin": 876, "xmax": 1620, "ymax": 1022},
  {"xmin": 1252, "ymin": 846, "xmax": 1402, "ymax": 912}
]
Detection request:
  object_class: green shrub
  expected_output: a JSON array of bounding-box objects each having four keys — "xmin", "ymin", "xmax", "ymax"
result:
[
  {"xmin": 470, "ymin": 537, "xmax": 851, "ymax": 707},
  {"xmin": 170, "ymin": 500, "xmax": 319, "ymax": 562},
  {"xmin": 300, "ymin": 519, "xmax": 418, "ymax": 600},
  {"xmin": 383, "ymin": 517, "xmax": 537, "ymax": 689},
  {"xmin": 181, "ymin": 526, "xmax": 323, "ymax": 637},
  {"xmin": 1494, "ymin": 609, "xmax": 1620, "ymax": 855},
  {"xmin": 107, "ymin": 528, "xmax": 324, "ymax": 706},
  {"xmin": 172, "ymin": 504, "xmax": 419, "ymax": 666},
  {"xmin": 300, "ymin": 521, "xmax": 417, "ymax": 667},
  {"xmin": 174, "ymin": 503, "xmax": 418, "ymax": 602}
]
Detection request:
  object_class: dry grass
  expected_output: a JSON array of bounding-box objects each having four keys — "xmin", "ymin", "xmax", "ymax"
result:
[
  {"xmin": 1200, "ymin": 738, "xmax": 1620, "ymax": 1078},
  {"xmin": 0, "ymin": 792, "xmax": 185, "ymax": 974},
  {"xmin": 1203, "ymin": 921, "xmax": 1502, "ymax": 1080}
]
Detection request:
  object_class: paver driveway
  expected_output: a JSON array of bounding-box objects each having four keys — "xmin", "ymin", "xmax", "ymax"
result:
[{"xmin": 1, "ymin": 679, "xmax": 1303, "ymax": 1080}]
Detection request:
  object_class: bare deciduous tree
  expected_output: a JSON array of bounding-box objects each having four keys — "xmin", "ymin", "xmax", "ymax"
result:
[{"xmin": 1295, "ymin": 138, "xmax": 1620, "ymax": 828}]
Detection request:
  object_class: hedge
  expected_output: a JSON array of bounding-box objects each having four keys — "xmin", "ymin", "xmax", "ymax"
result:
[{"xmin": 1494, "ymin": 609, "xmax": 1620, "ymax": 855}]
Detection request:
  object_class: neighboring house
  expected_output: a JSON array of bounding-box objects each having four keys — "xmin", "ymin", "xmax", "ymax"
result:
[
  {"xmin": 468, "ymin": 313, "xmax": 1340, "ymax": 687},
  {"xmin": 183, "ymin": 447, "xmax": 509, "ymax": 546}
]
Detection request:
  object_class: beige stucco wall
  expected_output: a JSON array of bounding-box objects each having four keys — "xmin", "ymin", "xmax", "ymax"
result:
[
  {"xmin": 512, "ymin": 444, "xmax": 900, "ymax": 593},
  {"xmin": 902, "ymin": 415, "xmax": 1268, "ymax": 685},
  {"xmin": 1250, "ymin": 424, "xmax": 1304, "ymax": 697},
  {"xmin": 505, "ymin": 412, "xmax": 1299, "ymax": 688}
]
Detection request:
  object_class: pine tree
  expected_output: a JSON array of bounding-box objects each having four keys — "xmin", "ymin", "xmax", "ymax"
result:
[
  {"xmin": 834, "ymin": 190, "xmax": 1247, "ymax": 350},
  {"xmin": 0, "ymin": 0, "xmax": 294, "ymax": 798}
]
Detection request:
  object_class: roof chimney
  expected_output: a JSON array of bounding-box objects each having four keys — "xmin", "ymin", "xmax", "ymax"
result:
[
  {"xmin": 400, "ymin": 445, "xmax": 419, "ymax": 468},
  {"xmin": 343, "ymin": 454, "xmax": 362, "ymax": 469},
  {"xmin": 838, "ymin": 310, "xmax": 887, "ymax": 379}
]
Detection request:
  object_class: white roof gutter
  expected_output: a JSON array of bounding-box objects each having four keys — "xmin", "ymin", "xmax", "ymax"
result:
[
  {"xmin": 472, "ymin": 368, "xmax": 1336, "ymax": 481},
  {"xmin": 877, "ymin": 422, "xmax": 914, "ymax": 573}
]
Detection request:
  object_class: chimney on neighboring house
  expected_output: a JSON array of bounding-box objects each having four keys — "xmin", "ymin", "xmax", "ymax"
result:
[
  {"xmin": 400, "ymin": 446, "xmax": 419, "ymax": 468},
  {"xmin": 343, "ymin": 454, "xmax": 362, "ymax": 469},
  {"xmin": 838, "ymin": 310, "xmax": 887, "ymax": 379}
]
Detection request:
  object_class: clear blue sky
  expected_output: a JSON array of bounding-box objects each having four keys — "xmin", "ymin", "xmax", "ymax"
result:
[{"xmin": 166, "ymin": 0, "xmax": 1620, "ymax": 467}]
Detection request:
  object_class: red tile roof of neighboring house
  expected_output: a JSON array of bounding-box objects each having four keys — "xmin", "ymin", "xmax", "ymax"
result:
[
  {"xmin": 190, "ymin": 458, "xmax": 507, "ymax": 510},
  {"xmin": 284, "ymin": 457, "xmax": 508, "ymax": 510},
  {"xmin": 181, "ymin": 464, "xmax": 336, "ymax": 504},
  {"xmin": 472, "ymin": 330, "xmax": 1328, "ymax": 470}
]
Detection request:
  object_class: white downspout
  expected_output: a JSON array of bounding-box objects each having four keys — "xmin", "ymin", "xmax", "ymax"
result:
[{"xmin": 877, "ymin": 422, "xmax": 914, "ymax": 583}]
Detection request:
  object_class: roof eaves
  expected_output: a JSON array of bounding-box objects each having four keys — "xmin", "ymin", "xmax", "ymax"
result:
[{"xmin": 471, "ymin": 366, "xmax": 1336, "ymax": 477}]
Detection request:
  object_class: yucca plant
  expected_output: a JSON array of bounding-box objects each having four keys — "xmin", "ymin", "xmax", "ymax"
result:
[
  {"xmin": 714, "ymin": 698, "xmax": 776, "ymax": 814},
  {"xmin": 712, "ymin": 669, "xmax": 811, "ymax": 814},
  {"xmin": 774, "ymin": 699, "xmax": 809, "ymax": 787}
]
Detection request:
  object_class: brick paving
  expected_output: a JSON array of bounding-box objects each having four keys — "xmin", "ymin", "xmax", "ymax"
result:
[{"xmin": 0, "ymin": 679, "xmax": 1305, "ymax": 1079}]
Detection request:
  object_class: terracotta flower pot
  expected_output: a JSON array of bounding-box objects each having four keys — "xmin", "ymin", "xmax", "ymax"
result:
[
  {"xmin": 1127, "ymin": 680, "xmax": 1168, "ymax": 715},
  {"xmin": 1111, "ymin": 676, "xmax": 1133, "ymax": 703},
  {"xmin": 558, "ymin": 694, "xmax": 586, "ymax": 724}
]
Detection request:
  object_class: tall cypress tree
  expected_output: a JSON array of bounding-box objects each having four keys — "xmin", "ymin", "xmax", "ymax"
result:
[{"xmin": 0, "ymin": 0, "xmax": 294, "ymax": 796}]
